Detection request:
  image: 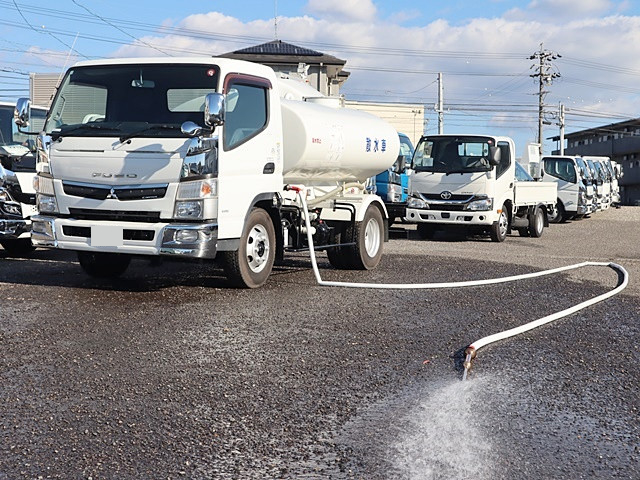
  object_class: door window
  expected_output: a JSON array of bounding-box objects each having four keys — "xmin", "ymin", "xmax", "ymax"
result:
[{"xmin": 223, "ymin": 82, "xmax": 269, "ymax": 150}]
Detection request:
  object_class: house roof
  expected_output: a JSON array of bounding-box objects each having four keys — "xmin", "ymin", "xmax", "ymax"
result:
[{"xmin": 219, "ymin": 40, "xmax": 346, "ymax": 66}]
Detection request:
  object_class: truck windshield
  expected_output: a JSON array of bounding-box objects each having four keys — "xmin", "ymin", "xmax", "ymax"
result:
[
  {"xmin": 45, "ymin": 64, "xmax": 219, "ymax": 138},
  {"xmin": 412, "ymin": 136, "xmax": 494, "ymax": 174},
  {"xmin": 576, "ymin": 158, "xmax": 591, "ymax": 180}
]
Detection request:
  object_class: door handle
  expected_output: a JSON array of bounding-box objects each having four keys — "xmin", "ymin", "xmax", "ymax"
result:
[{"xmin": 263, "ymin": 162, "xmax": 275, "ymax": 174}]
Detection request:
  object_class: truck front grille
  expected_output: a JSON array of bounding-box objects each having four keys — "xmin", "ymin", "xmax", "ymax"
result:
[
  {"xmin": 425, "ymin": 204, "xmax": 466, "ymax": 211},
  {"xmin": 422, "ymin": 193, "xmax": 474, "ymax": 202},
  {"xmin": 68, "ymin": 208, "xmax": 161, "ymax": 223},
  {"xmin": 63, "ymin": 182, "xmax": 168, "ymax": 201}
]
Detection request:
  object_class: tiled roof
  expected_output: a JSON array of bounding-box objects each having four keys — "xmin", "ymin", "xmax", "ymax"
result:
[{"xmin": 233, "ymin": 41, "xmax": 323, "ymax": 57}]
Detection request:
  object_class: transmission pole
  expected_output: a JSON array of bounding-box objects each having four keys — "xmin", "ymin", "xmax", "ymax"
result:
[
  {"xmin": 437, "ymin": 72, "xmax": 444, "ymax": 134},
  {"xmin": 530, "ymin": 43, "xmax": 561, "ymax": 154}
]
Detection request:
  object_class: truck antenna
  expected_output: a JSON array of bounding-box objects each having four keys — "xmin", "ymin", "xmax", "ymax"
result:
[{"xmin": 274, "ymin": 0, "xmax": 278, "ymax": 40}]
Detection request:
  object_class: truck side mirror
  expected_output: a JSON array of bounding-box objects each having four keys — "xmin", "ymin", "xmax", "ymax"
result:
[
  {"xmin": 488, "ymin": 146, "xmax": 501, "ymax": 166},
  {"xmin": 395, "ymin": 155, "xmax": 406, "ymax": 174},
  {"xmin": 14, "ymin": 97, "xmax": 31, "ymax": 128},
  {"xmin": 204, "ymin": 93, "xmax": 225, "ymax": 128}
]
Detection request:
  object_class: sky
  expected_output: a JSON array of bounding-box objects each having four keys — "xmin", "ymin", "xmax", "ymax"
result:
[{"xmin": 1, "ymin": 0, "xmax": 640, "ymax": 156}]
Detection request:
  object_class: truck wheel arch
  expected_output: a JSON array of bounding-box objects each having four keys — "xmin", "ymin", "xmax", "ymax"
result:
[{"xmin": 250, "ymin": 192, "xmax": 284, "ymax": 263}]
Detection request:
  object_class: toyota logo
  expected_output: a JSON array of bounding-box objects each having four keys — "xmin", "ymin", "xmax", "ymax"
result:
[{"xmin": 440, "ymin": 191, "xmax": 452, "ymax": 200}]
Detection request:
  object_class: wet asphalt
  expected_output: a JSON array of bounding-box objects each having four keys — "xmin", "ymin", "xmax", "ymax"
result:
[{"xmin": 0, "ymin": 207, "xmax": 638, "ymax": 479}]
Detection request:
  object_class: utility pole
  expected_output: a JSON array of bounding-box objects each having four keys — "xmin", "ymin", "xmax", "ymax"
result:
[
  {"xmin": 530, "ymin": 43, "xmax": 561, "ymax": 154},
  {"xmin": 559, "ymin": 103, "xmax": 565, "ymax": 155},
  {"xmin": 437, "ymin": 72, "xmax": 444, "ymax": 134}
]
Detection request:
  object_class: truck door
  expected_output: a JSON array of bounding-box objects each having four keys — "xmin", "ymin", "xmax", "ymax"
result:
[
  {"xmin": 216, "ymin": 75, "xmax": 282, "ymax": 240},
  {"xmin": 494, "ymin": 140, "xmax": 513, "ymax": 209}
]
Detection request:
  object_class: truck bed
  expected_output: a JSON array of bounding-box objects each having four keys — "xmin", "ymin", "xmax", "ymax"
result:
[{"xmin": 514, "ymin": 181, "xmax": 557, "ymax": 206}]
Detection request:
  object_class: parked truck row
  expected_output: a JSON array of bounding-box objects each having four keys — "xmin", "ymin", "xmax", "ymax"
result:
[
  {"xmin": 538, "ymin": 154, "xmax": 621, "ymax": 222},
  {"xmin": 4, "ymin": 56, "xmax": 617, "ymax": 287}
]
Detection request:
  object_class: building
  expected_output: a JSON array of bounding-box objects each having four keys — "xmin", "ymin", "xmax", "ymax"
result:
[
  {"xmin": 552, "ymin": 118, "xmax": 640, "ymax": 205},
  {"xmin": 219, "ymin": 40, "xmax": 349, "ymax": 97},
  {"xmin": 220, "ymin": 40, "xmax": 424, "ymax": 145},
  {"xmin": 30, "ymin": 73, "xmax": 61, "ymax": 108}
]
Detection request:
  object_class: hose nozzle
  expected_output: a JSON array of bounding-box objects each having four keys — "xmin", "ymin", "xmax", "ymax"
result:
[{"xmin": 462, "ymin": 346, "xmax": 476, "ymax": 381}]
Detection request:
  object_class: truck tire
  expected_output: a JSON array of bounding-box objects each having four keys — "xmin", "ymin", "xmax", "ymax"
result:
[
  {"xmin": 77, "ymin": 251, "xmax": 131, "ymax": 278},
  {"xmin": 326, "ymin": 223, "xmax": 351, "ymax": 270},
  {"xmin": 490, "ymin": 206, "xmax": 509, "ymax": 243},
  {"xmin": 342, "ymin": 205, "xmax": 384, "ymax": 270},
  {"xmin": 417, "ymin": 224, "xmax": 437, "ymax": 240},
  {"xmin": 1, "ymin": 239, "xmax": 35, "ymax": 256},
  {"xmin": 221, "ymin": 208, "xmax": 275, "ymax": 288},
  {"xmin": 548, "ymin": 201, "xmax": 566, "ymax": 223},
  {"xmin": 529, "ymin": 206, "xmax": 545, "ymax": 238}
]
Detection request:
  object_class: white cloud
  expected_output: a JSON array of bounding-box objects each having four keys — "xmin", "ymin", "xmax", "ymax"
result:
[
  {"xmin": 25, "ymin": 46, "xmax": 79, "ymax": 69},
  {"xmin": 305, "ymin": 0, "xmax": 377, "ymax": 22},
  {"xmin": 109, "ymin": 8, "xmax": 640, "ymax": 154}
]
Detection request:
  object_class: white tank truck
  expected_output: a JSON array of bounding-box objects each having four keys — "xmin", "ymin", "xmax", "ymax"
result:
[{"xmin": 19, "ymin": 57, "xmax": 399, "ymax": 287}]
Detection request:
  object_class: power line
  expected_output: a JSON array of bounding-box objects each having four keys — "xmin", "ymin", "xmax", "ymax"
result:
[{"xmin": 70, "ymin": 0, "xmax": 172, "ymax": 56}]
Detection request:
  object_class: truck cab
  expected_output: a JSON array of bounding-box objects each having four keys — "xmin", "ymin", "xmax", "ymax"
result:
[
  {"xmin": 584, "ymin": 156, "xmax": 612, "ymax": 211},
  {"xmin": 583, "ymin": 157, "xmax": 605, "ymax": 212},
  {"xmin": 0, "ymin": 101, "xmax": 47, "ymax": 255},
  {"xmin": 372, "ymin": 132, "xmax": 414, "ymax": 223},
  {"xmin": 406, "ymin": 134, "xmax": 556, "ymax": 242},
  {"xmin": 541, "ymin": 155, "xmax": 590, "ymax": 222}
]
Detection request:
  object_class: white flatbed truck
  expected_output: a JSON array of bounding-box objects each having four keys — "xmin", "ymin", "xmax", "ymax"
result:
[{"xmin": 405, "ymin": 134, "xmax": 557, "ymax": 241}]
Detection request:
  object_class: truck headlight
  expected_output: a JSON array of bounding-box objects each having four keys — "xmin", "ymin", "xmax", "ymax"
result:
[
  {"xmin": 37, "ymin": 194, "xmax": 58, "ymax": 213},
  {"xmin": 466, "ymin": 197, "xmax": 493, "ymax": 211},
  {"xmin": 0, "ymin": 187, "xmax": 12, "ymax": 202},
  {"xmin": 175, "ymin": 200, "xmax": 203, "ymax": 219},
  {"xmin": 34, "ymin": 175, "xmax": 55, "ymax": 195},
  {"xmin": 177, "ymin": 179, "xmax": 217, "ymax": 200},
  {"xmin": 407, "ymin": 195, "xmax": 428, "ymax": 209}
]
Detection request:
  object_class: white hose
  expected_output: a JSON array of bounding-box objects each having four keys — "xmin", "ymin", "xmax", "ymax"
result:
[{"xmin": 295, "ymin": 189, "xmax": 629, "ymax": 377}]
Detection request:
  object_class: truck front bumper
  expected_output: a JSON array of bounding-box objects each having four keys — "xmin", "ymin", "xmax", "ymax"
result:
[
  {"xmin": 406, "ymin": 208, "xmax": 498, "ymax": 226},
  {"xmin": 31, "ymin": 216, "xmax": 219, "ymax": 259},
  {"xmin": 0, "ymin": 218, "xmax": 30, "ymax": 240},
  {"xmin": 0, "ymin": 200, "xmax": 31, "ymax": 239}
]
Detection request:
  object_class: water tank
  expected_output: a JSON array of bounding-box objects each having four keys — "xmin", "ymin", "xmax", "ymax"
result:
[{"xmin": 281, "ymin": 99, "xmax": 399, "ymax": 185}]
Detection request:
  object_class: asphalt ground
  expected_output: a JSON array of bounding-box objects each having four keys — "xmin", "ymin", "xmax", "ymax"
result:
[{"xmin": 0, "ymin": 207, "xmax": 638, "ymax": 479}]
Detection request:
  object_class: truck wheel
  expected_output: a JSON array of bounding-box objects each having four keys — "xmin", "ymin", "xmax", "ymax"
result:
[
  {"xmin": 0, "ymin": 239, "xmax": 35, "ymax": 256},
  {"xmin": 417, "ymin": 224, "xmax": 436, "ymax": 240},
  {"xmin": 221, "ymin": 208, "xmax": 275, "ymax": 288},
  {"xmin": 548, "ymin": 201, "xmax": 566, "ymax": 223},
  {"xmin": 326, "ymin": 223, "xmax": 351, "ymax": 270},
  {"xmin": 529, "ymin": 207, "xmax": 545, "ymax": 238},
  {"xmin": 77, "ymin": 251, "xmax": 131, "ymax": 278},
  {"xmin": 490, "ymin": 206, "xmax": 508, "ymax": 243},
  {"xmin": 344, "ymin": 205, "xmax": 384, "ymax": 270}
]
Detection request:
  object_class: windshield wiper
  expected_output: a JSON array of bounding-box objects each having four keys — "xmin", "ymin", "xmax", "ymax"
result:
[
  {"xmin": 118, "ymin": 124, "xmax": 181, "ymax": 144},
  {"xmin": 51, "ymin": 123, "xmax": 120, "ymax": 140},
  {"xmin": 445, "ymin": 169, "xmax": 470, "ymax": 176}
]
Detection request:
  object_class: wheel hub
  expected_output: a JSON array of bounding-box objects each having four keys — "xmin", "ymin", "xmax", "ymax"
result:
[{"xmin": 246, "ymin": 224, "xmax": 270, "ymax": 273}]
